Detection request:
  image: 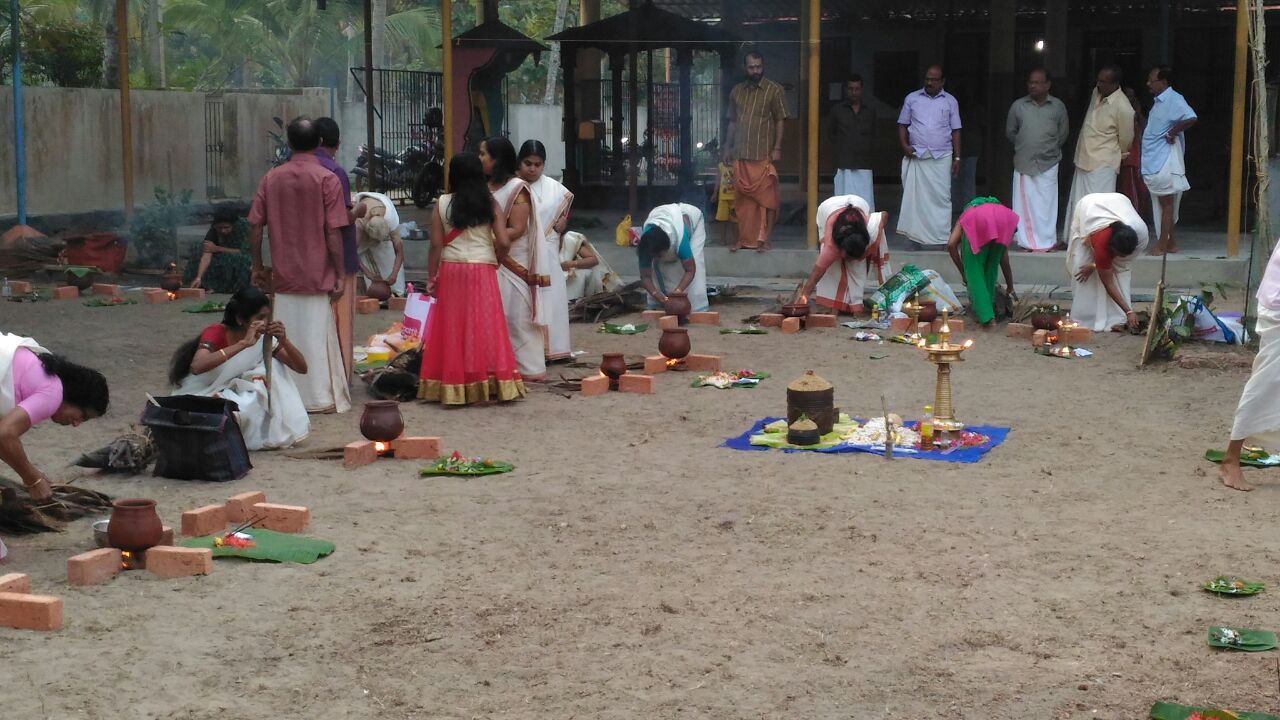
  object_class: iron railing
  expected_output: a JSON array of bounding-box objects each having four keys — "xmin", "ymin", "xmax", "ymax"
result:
[
  {"xmin": 204, "ymin": 94, "xmax": 227, "ymax": 199},
  {"xmin": 350, "ymin": 68, "xmax": 444, "ymax": 202}
]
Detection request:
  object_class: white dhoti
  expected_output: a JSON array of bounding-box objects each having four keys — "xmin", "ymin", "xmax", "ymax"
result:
[
  {"xmin": 1066, "ymin": 193, "xmax": 1149, "ymax": 332},
  {"xmin": 540, "ymin": 242, "xmax": 572, "ymax": 361},
  {"xmin": 1230, "ymin": 305, "xmax": 1280, "ymax": 449},
  {"xmin": 1144, "ymin": 143, "xmax": 1190, "ymax": 240},
  {"xmin": 272, "ymin": 293, "xmax": 351, "ymax": 413},
  {"xmin": 1065, "ymin": 167, "xmax": 1117, "ymax": 235},
  {"xmin": 643, "ymin": 203, "xmax": 709, "ymax": 312},
  {"xmin": 357, "ymin": 240, "xmax": 407, "ymax": 296},
  {"xmin": 1012, "ymin": 164, "xmax": 1059, "ymax": 251},
  {"xmin": 834, "ymin": 169, "xmax": 875, "ymax": 211},
  {"xmin": 813, "ymin": 196, "xmax": 889, "ymax": 313},
  {"xmin": 897, "ymin": 155, "xmax": 952, "ymax": 246},
  {"xmin": 561, "ymin": 231, "xmax": 622, "ymax": 301}
]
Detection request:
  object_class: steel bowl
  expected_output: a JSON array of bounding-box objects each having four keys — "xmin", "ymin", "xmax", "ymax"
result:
[{"xmin": 92, "ymin": 519, "xmax": 111, "ymax": 548}]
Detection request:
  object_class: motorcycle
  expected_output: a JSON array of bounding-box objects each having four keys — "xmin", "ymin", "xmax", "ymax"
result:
[
  {"xmin": 352, "ymin": 107, "xmax": 445, "ymax": 208},
  {"xmin": 268, "ymin": 116, "xmax": 291, "ymax": 167}
]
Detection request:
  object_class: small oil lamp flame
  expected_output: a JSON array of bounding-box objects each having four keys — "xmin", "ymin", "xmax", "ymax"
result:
[
  {"xmin": 167, "ymin": 291, "xmax": 177, "ymax": 300},
  {"xmin": 962, "ymin": 339, "xmax": 974, "ymax": 349},
  {"xmin": 666, "ymin": 358, "xmax": 681, "ymax": 368},
  {"xmin": 120, "ymin": 550, "xmax": 134, "ymax": 570},
  {"xmin": 374, "ymin": 441, "xmax": 390, "ymax": 454}
]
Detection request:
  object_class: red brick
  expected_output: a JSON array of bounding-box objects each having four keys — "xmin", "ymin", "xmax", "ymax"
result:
[
  {"xmin": 643, "ymin": 355, "xmax": 669, "ymax": 374},
  {"xmin": 388, "ymin": 296, "xmax": 407, "ymax": 312},
  {"xmin": 1062, "ymin": 326, "xmax": 1093, "ymax": 344},
  {"xmin": 1032, "ymin": 329, "xmax": 1049, "ymax": 347},
  {"xmin": 889, "ymin": 316, "xmax": 912, "ymax": 333},
  {"xmin": 806, "ymin": 313, "xmax": 838, "ymax": 328},
  {"xmin": 580, "ymin": 373, "xmax": 610, "ymax": 396},
  {"xmin": 684, "ymin": 354, "xmax": 721, "ymax": 372},
  {"xmin": 689, "ymin": 311, "xmax": 720, "ymax": 326},
  {"xmin": 67, "ymin": 548, "xmax": 122, "ymax": 587},
  {"xmin": 176, "ymin": 287, "xmax": 205, "ymax": 299},
  {"xmin": 393, "ymin": 436, "xmax": 441, "ymax": 460},
  {"xmin": 6, "ymin": 280, "xmax": 33, "ymax": 295},
  {"xmin": 53, "ymin": 286, "xmax": 80, "ymax": 300},
  {"xmin": 145, "ymin": 547, "xmax": 213, "ymax": 578},
  {"xmin": 181, "ymin": 504, "xmax": 227, "ymax": 538},
  {"xmin": 618, "ymin": 373, "xmax": 655, "ymax": 395},
  {"xmin": 91, "ymin": 283, "xmax": 121, "ymax": 297},
  {"xmin": 143, "ymin": 289, "xmax": 171, "ymax": 304},
  {"xmin": 1006, "ymin": 322, "xmax": 1034, "ymax": 339},
  {"xmin": 225, "ymin": 491, "xmax": 268, "ymax": 524},
  {"xmin": 781, "ymin": 317, "xmax": 801, "ymax": 334},
  {"xmin": 758, "ymin": 313, "xmax": 784, "ymax": 327},
  {"xmin": 640, "ymin": 310, "xmax": 665, "ymax": 324},
  {"xmin": 158, "ymin": 526, "xmax": 175, "ymax": 546},
  {"xmin": 0, "ymin": 592, "xmax": 62, "ymax": 631},
  {"xmin": 657, "ymin": 315, "xmax": 679, "ymax": 330},
  {"xmin": 251, "ymin": 503, "xmax": 310, "ymax": 533},
  {"xmin": 0, "ymin": 573, "xmax": 31, "ymax": 594},
  {"xmin": 357, "ymin": 297, "xmax": 381, "ymax": 314},
  {"xmin": 344, "ymin": 440, "xmax": 377, "ymax": 468}
]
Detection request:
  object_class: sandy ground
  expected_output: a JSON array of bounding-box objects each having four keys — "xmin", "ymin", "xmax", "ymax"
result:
[{"xmin": 0, "ymin": 294, "xmax": 1278, "ymax": 720}]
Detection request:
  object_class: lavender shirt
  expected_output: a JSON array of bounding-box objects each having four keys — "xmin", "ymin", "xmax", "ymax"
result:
[
  {"xmin": 897, "ymin": 89, "xmax": 962, "ymax": 159},
  {"xmin": 316, "ymin": 147, "xmax": 359, "ymax": 274}
]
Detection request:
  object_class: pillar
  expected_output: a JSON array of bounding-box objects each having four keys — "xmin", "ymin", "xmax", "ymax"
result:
[
  {"xmin": 804, "ymin": 0, "xmax": 820, "ymax": 248},
  {"xmin": 576, "ymin": 0, "xmax": 602, "ymax": 125},
  {"xmin": 1226, "ymin": 0, "xmax": 1248, "ymax": 257},
  {"xmin": 986, "ymin": 0, "xmax": 1016, "ymax": 203},
  {"xmin": 562, "ymin": 45, "xmax": 579, "ymax": 188},
  {"xmin": 720, "ymin": 0, "xmax": 741, "ymax": 156},
  {"xmin": 116, "ymin": 0, "xmax": 134, "ymax": 214},
  {"xmin": 678, "ymin": 48, "xmax": 693, "ymax": 194},
  {"xmin": 441, "ymin": 0, "xmax": 453, "ymax": 189}
]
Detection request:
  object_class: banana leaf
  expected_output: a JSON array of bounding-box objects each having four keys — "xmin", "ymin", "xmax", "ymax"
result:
[
  {"xmin": 1150, "ymin": 700, "xmax": 1279, "ymax": 720},
  {"xmin": 180, "ymin": 529, "xmax": 334, "ymax": 564},
  {"xmin": 182, "ymin": 300, "xmax": 227, "ymax": 314},
  {"xmin": 420, "ymin": 459, "xmax": 514, "ymax": 477},
  {"xmin": 1202, "ymin": 576, "xmax": 1266, "ymax": 595},
  {"xmin": 599, "ymin": 322, "xmax": 648, "ymax": 335},
  {"xmin": 1204, "ymin": 448, "xmax": 1280, "ymax": 467},
  {"xmin": 690, "ymin": 371, "xmax": 771, "ymax": 389},
  {"xmin": 720, "ymin": 327, "xmax": 768, "ymax": 335},
  {"xmin": 1207, "ymin": 626, "xmax": 1278, "ymax": 652}
]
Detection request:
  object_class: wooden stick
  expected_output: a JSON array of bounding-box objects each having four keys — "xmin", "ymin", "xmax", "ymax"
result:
[
  {"xmin": 263, "ymin": 295, "xmax": 274, "ymax": 416},
  {"xmin": 881, "ymin": 394, "xmax": 893, "ymax": 460}
]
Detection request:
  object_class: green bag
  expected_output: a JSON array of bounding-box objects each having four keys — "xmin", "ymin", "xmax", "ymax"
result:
[{"xmin": 869, "ymin": 264, "xmax": 930, "ymax": 312}]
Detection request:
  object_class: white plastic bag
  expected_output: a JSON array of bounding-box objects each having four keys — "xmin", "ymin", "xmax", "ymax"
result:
[
  {"xmin": 1172, "ymin": 295, "xmax": 1241, "ymax": 344},
  {"xmin": 401, "ymin": 292, "xmax": 435, "ymax": 341},
  {"xmin": 919, "ymin": 269, "xmax": 965, "ymax": 316}
]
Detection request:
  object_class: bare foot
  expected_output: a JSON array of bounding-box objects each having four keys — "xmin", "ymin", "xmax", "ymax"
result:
[
  {"xmin": 1167, "ymin": 246, "xmax": 1180, "ymax": 254},
  {"xmin": 1148, "ymin": 247, "xmax": 1166, "ymax": 257},
  {"xmin": 1218, "ymin": 464, "xmax": 1255, "ymax": 491}
]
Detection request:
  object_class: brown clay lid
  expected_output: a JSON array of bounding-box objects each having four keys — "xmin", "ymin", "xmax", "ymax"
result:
[
  {"xmin": 789, "ymin": 418, "xmax": 818, "ymax": 431},
  {"xmin": 787, "ymin": 370, "xmax": 832, "ymax": 392}
]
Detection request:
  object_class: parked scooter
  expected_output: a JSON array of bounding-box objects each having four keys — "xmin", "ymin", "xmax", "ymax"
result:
[
  {"xmin": 268, "ymin": 116, "xmax": 291, "ymax": 167},
  {"xmin": 352, "ymin": 107, "xmax": 445, "ymax": 208}
]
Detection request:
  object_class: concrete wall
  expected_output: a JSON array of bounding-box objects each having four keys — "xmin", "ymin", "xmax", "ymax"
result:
[{"xmin": 0, "ymin": 86, "xmax": 328, "ymax": 217}]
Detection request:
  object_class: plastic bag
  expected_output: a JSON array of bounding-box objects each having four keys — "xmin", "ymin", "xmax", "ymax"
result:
[
  {"xmin": 401, "ymin": 292, "xmax": 435, "ymax": 341},
  {"xmin": 870, "ymin": 264, "xmax": 931, "ymax": 313},
  {"xmin": 918, "ymin": 269, "xmax": 965, "ymax": 316},
  {"xmin": 1169, "ymin": 295, "xmax": 1241, "ymax": 344}
]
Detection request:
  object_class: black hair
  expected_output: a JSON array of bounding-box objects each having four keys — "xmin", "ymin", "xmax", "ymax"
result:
[
  {"xmin": 847, "ymin": 73, "xmax": 863, "ymax": 85},
  {"xmin": 1151, "ymin": 65, "xmax": 1174, "ymax": 84},
  {"xmin": 1099, "ymin": 64, "xmax": 1123, "ymax": 85},
  {"xmin": 638, "ymin": 226, "xmax": 670, "ymax": 257},
  {"xmin": 211, "ymin": 206, "xmax": 239, "ymax": 225},
  {"xmin": 518, "ymin": 139, "xmax": 547, "ymax": 162},
  {"xmin": 1028, "ymin": 67, "xmax": 1051, "ymax": 83},
  {"xmin": 744, "ymin": 50, "xmax": 764, "ymax": 64},
  {"xmin": 168, "ymin": 287, "xmax": 271, "ymax": 386},
  {"xmin": 445, "ymin": 152, "xmax": 495, "ymax": 230},
  {"xmin": 832, "ymin": 207, "xmax": 871, "ymax": 259},
  {"xmin": 286, "ymin": 116, "xmax": 320, "ymax": 152},
  {"xmin": 926, "ymin": 64, "xmax": 945, "ymax": 79},
  {"xmin": 37, "ymin": 353, "xmax": 108, "ymax": 418},
  {"xmin": 483, "ymin": 136, "xmax": 518, "ymax": 184},
  {"xmin": 1108, "ymin": 221, "xmax": 1140, "ymax": 257},
  {"xmin": 315, "ymin": 116, "xmax": 340, "ymax": 149}
]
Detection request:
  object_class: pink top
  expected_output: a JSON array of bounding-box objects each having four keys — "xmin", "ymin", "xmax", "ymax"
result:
[
  {"xmin": 957, "ymin": 203, "xmax": 1020, "ymax": 254},
  {"xmin": 247, "ymin": 152, "xmax": 351, "ymax": 294},
  {"xmin": 11, "ymin": 348, "xmax": 62, "ymax": 425},
  {"xmin": 1257, "ymin": 242, "xmax": 1280, "ymax": 311}
]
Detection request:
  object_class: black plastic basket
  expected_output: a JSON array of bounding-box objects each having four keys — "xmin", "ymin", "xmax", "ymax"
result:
[{"xmin": 140, "ymin": 395, "xmax": 251, "ymax": 482}]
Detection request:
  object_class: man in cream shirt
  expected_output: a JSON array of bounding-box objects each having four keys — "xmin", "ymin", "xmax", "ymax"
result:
[{"xmin": 1065, "ymin": 65, "xmax": 1135, "ymax": 239}]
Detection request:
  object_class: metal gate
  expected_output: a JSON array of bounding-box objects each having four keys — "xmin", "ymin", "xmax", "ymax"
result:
[
  {"xmin": 350, "ymin": 68, "xmax": 443, "ymax": 203},
  {"xmin": 204, "ymin": 94, "xmax": 228, "ymax": 199}
]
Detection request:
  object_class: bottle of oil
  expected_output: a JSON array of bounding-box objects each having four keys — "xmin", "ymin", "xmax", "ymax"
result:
[{"xmin": 920, "ymin": 405, "xmax": 934, "ymax": 446}]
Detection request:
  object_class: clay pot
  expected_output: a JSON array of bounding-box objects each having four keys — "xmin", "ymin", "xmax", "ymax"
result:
[
  {"xmin": 359, "ymin": 400, "xmax": 404, "ymax": 442},
  {"xmin": 663, "ymin": 291, "xmax": 691, "ymax": 321},
  {"xmin": 366, "ymin": 280, "xmax": 393, "ymax": 302},
  {"xmin": 107, "ymin": 498, "xmax": 163, "ymax": 552},
  {"xmin": 1030, "ymin": 311, "xmax": 1063, "ymax": 330},
  {"xmin": 64, "ymin": 269, "xmax": 96, "ymax": 291},
  {"xmin": 917, "ymin": 300, "xmax": 938, "ymax": 324},
  {"xmin": 781, "ymin": 302, "xmax": 811, "ymax": 318},
  {"xmin": 159, "ymin": 264, "xmax": 182, "ymax": 292},
  {"xmin": 658, "ymin": 327, "xmax": 691, "ymax": 360},
  {"xmin": 599, "ymin": 352, "xmax": 627, "ymax": 388}
]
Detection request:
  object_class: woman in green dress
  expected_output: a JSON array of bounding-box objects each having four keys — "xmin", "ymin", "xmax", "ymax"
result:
[{"xmin": 185, "ymin": 208, "xmax": 252, "ymax": 294}]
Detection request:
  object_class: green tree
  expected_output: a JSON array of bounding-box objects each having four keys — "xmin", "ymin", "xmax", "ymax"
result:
[{"xmin": 23, "ymin": 17, "xmax": 104, "ymax": 87}]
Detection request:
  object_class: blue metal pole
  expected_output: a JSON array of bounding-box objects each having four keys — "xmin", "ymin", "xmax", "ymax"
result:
[{"xmin": 10, "ymin": 0, "xmax": 26, "ymax": 225}]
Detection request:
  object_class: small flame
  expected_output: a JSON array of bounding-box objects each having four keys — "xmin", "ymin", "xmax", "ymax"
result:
[
  {"xmin": 120, "ymin": 550, "xmax": 134, "ymax": 570},
  {"xmin": 374, "ymin": 441, "xmax": 389, "ymax": 454},
  {"xmin": 962, "ymin": 339, "xmax": 974, "ymax": 349},
  {"xmin": 167, "ymin": 291, "xmax": 177, "ymax": 300},
  {"xmin": 916, "ymin": 338, "xmax": 926, "ymax": 348},
  {"xmin": 666, "ymin": 358, "xmax": 680, "ymax": 367}
]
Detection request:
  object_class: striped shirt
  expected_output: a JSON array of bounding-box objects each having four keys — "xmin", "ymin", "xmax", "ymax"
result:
[{"xmin": 730, "ymin": 78, "xmax": 788, "ymax": 161}]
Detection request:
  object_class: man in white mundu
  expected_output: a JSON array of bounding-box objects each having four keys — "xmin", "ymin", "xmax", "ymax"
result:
[
  {"xmin": 1065, "ymin": 193, "xmax": 1147, "ymax": 332},
  {"xmin": 1065, "ymin": 65, "xmax": 1135, "ymax": 237},
  {"xmin": 896, "ymin": 64, "xmax": 962, "ymax": 248},
  {"xmin": 1006, "ymin": 68, "xmax": 1069, "ymax": 252},
  {"xmin": 1141, "ymin": 66, "xmax": 1197, "ymax": 256}
]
